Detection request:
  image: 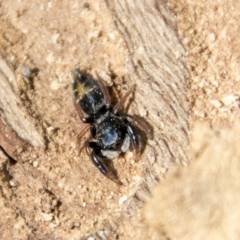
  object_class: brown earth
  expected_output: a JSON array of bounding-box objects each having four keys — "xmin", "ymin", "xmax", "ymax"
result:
[{"xmin": 0, "ymin": 0, "xmax": 239, "ymax": 239}]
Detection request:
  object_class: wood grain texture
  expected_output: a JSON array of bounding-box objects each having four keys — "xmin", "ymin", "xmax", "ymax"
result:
[
  {"xmin": 105, "ymin": 0, "xmax": 188, "ymax": 216},
  {"xmin": 0, "ymin": 57, "xmax": 44, "ymax": 148}
]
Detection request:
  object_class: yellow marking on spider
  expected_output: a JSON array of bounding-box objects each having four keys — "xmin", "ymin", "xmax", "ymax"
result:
[{"xmin": 75, "ymin": 82, "xmax": 96, "ymax": 100}]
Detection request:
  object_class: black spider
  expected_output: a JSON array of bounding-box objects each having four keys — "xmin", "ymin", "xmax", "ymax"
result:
[{"xmin": 72, "ymin": 67, "xmax": 148, "ymax": 184}]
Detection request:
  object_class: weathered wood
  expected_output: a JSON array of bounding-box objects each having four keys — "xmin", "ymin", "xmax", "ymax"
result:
[
  {"xmin": 0, "ymin": 56, "xmax": 44, "ymax": 148},
  {"xmin": 105, "ymin": 0, "xmax": 188, "ymax": 215}
]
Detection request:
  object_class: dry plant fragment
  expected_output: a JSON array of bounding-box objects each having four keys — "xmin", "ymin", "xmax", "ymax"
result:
[{"xmin": 0, "ymin": 57, "xmax": 44, "ymax": 147}]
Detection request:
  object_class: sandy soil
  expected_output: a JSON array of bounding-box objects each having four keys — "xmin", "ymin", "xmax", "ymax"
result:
[{"xmin": 0, "ymin": 0, "xmax": 239, "ymax": 239}]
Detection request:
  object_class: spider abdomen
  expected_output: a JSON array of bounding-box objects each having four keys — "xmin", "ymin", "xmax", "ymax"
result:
[{"xmin": 72, "ymin": 68, "xmax": 105, "ymax": 117}]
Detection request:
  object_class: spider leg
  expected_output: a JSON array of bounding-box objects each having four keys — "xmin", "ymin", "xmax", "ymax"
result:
[
  {"xmin": 126, "ymin": 115, "xmax": 153, "ymax": 139},
  {"xmin": 77, "ymin": 125, "xmax": 90, "ymax": 141},
  {"xmin": 90, "ymin": 125, "xmax": 96, "ymax": 138},
  {"xmin": 75, "ymin": 125, "xmax": 91, "ymax": 152},
  {"xmin": 95, "ymin": 72, "xmax": 111, "ymax": 108},
  {"xmin": 73, "ymin": 99, "xmax": 85, "ymax": 121},
  {"xmin": 114, "ymin": 84, "xmax": 136, "ymax": 114},
  {"xmin": 87, "ymin": 143, "xmax": 122, "ymax": 185},
  {"xmin": 73, "ymin": 100, "xmax": 95, "ymax": 123},
  {"xmin": 126, "ymin": 122, "xmax": 141, "ymax": 160}
]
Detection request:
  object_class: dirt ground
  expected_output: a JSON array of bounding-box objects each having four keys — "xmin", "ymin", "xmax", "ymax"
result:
[
  {"xmin": 169, "ymin": 0, "xmax": 240, "ymax": 125},
  {"xmin": 0, "ymin": 0, "xmax": 240, "ymax": 239}
]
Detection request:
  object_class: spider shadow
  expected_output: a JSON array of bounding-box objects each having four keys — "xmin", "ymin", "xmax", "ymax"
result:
[{"xmin": 132, "ymin": 114, "xmax": 154, "ymax": 156}]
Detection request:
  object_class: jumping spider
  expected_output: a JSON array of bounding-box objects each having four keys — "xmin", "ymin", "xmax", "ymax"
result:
[{"xmin": 72, "ymin": 68, "xmax": 148, "ymax": 184}]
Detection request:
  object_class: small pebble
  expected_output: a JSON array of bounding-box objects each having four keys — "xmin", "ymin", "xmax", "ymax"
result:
[
  {"xmin": 33, "ymin": 161, "xmax": 38, "ymax": 168},
  {"xmin": 119, "ymin": 195, "xmax": 128, "ymax": 205}
]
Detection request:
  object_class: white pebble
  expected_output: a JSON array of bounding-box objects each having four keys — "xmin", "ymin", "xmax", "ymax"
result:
[
  {"xmin": 41, "ymin": 213, "xmax": 53, "ymax": 222},
  {"xmin": 33, "ymin": 161, "xmax": 38, "ymax": 168},
  {"xmin": 211, "ymin": 100, "xmax": 222, "ymax": 108},
  {"xmin": 119, "ymin": 195, "xmax": 128, "ymax": 205},
  {"xmin": 222, "ymin": 95, "xmax": 238, "ymax": 106},
  {"xmin": 208, "ymin": 32, "xmax": 216, "ymax": 42}
]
